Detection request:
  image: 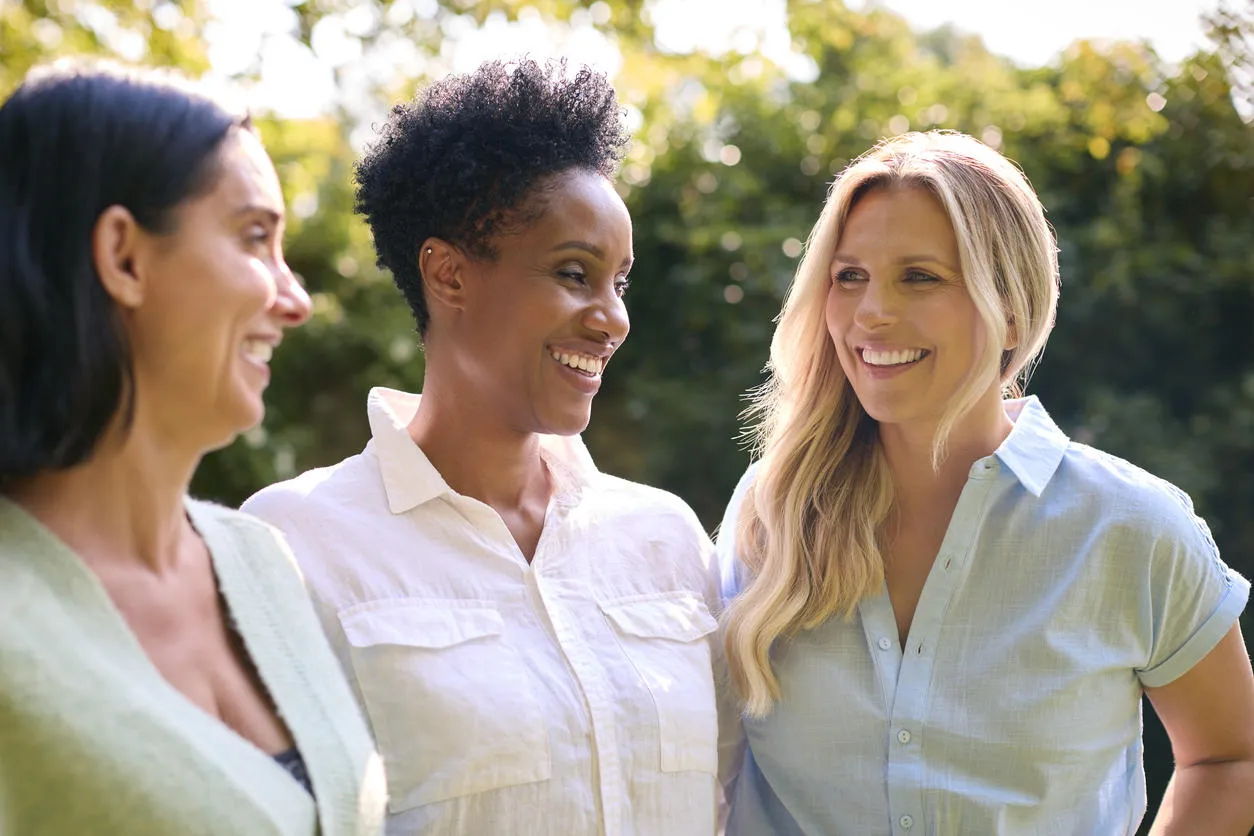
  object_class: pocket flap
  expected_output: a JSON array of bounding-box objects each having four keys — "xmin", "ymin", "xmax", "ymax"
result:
[
  {"xmin": 339, "ymin": 602, "xmax": 504, "ymax": 650},
  {"xmin": 600, "ymin": 592, "xmax": 718, "ymax": 642}
]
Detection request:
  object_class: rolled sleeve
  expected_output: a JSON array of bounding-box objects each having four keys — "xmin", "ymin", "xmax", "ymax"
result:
[{"xmin": 1136, "ymin": 488, "xmax": 1251, "ymax": 689}]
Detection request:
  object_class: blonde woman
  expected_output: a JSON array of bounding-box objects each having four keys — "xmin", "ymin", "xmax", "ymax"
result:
[{"xmin": 715, "ymin": 131, "xmax": 1254, "ymax": 835}]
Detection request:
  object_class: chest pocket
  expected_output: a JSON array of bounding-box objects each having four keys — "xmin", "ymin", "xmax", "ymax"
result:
[
  {"xmin": 339, "ymin": 601, "xmax": 550, "ymax": 813},
  {"xmin": 600, "ymin": 591, "xmax": 719, "ymax": 774}
]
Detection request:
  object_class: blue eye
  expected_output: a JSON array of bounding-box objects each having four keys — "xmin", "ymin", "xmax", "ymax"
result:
[
  {"xmin": 904, "ymin": 269, "xmax": 939, "ymax": 283},
  {"xmin": 834, "ymin": 269, "xmax": 866, "ymax": 286}
]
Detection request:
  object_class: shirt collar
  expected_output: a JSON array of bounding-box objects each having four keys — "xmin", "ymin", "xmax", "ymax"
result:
[
  {"xmin": 991, "ymin": 395, "xmax": 1070, "ymax": 498},
  {"xmin": 366, "ymin": 386, "xmax": 600, "ymax": 515}
]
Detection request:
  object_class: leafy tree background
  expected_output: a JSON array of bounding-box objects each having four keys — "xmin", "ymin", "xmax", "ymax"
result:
[{"xmin": 4, "ymin": 0, "xmax": 1252, "ymax": 828}]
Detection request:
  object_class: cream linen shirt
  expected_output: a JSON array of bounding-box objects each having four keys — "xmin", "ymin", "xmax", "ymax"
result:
[{"xmin": 243, "ymin": 388, "xmax": 720, "ymax": 836}]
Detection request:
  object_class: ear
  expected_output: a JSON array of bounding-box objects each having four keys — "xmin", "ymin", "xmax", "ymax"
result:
[
  {"xmin": 92, "ymin": 205, "xmax": 146, "ymax": 310},
  {"xmin": 419, "ymin": 237, "xmax": 470, "ymax": 315},
  {"xmin": 1004, "ymin": 314, "xmax": 1019, "ymax": 351}
]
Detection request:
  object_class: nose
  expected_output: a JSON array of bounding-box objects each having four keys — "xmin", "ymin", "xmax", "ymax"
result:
[
  {"xmin": 272, "ymin": 259, "xmax": 312, "ymax": 327},
  {"xmin": 853, "ymin": 275, "xmax": 899, "ymax": 331},
  {"xmin": 583, "ymin": 286, "xmax": 630, "ymax": 346}
]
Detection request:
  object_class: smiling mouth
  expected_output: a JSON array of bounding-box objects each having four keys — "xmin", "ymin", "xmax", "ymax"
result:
[
  {"xmin": 550, "ymin": 349, "xmax": 605, "ymax": 376},
  {"xmin": 859, "ymin": 347, "xmax": 929, "ymax": 368},
  {"xmin": 243, "ymin": 338, "xmax": 274, "ymax": 364}
]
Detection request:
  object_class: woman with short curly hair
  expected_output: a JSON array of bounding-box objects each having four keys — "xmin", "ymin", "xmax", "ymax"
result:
[{"xmin": 244, "ymin": 58, "xmax": 722, "ymax": 835}]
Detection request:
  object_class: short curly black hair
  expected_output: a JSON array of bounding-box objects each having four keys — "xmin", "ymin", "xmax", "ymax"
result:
[{"xmin": 354, "ymin": 58, "xmax": 630, "ymax": 336}]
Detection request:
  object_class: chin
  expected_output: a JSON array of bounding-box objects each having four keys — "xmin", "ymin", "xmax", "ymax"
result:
[
  {"xmin": 206, "ymin": 395, "xmax": 266, "ymax": 450},
  {"xmin": 538, "ymin": 405, "xmax": 593, "ymax": 437},
  {"xmin": 853, "ymin": 397, "xmax": 903, "ymax": 427}
]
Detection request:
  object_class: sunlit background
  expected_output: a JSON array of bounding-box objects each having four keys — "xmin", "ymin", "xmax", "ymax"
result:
[
  {"xmin": 194, "ymin": 0, "xmax": 1225, "ymax": 118},
  {"xmin": 4, "ymin": 0, "xmax": 1253, "ymax": 830}
]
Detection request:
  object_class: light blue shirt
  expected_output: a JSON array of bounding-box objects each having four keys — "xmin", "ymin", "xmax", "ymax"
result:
[{"xmin": 716, "ymin": 397, "xmax": 1248, "ymax": 836}]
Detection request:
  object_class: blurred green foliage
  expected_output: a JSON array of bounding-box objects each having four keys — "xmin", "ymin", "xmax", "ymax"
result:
[{"xmin": 4, "ymin": 0, "xmax": 1253, "ymax": 828}]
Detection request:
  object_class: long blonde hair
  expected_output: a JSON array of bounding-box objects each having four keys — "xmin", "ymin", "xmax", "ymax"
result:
[{"xmin": 724, "ymin": 131, "xmax": 1060, "ymax": 717}]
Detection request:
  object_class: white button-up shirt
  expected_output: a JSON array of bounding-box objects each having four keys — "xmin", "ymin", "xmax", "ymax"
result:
[
  {"xmin": 716, "ymin": 396, "xmax": 1249, "ymax": 835},
  {"xmin": 243, "ymin": 388, "xmax": 720, "ymax": 836}
]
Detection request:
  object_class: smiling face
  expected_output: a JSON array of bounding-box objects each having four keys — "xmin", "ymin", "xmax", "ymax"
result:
[
  {"xmin": 825, "ymin": 185, "xmax": 1001, "ymax": 436},
  {"xmin": 124, "ymin": 129, "xmax": 311, "ymax": 450},
  {"xmin": 438, "ymin": 167, "xmax": 633, "ymax": 437}
]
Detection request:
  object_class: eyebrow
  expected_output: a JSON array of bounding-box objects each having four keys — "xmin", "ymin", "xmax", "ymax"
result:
[
  {"xmin": 552, "ymin": 240, "xmax": 634, "ymax": 269},
  {"xmin": 831, "ymin": 252, "xmax": 959, "ymax": 272},
  {"xmin": 232, "ymin": 205, "xmax": 284, "ymax": 224}
]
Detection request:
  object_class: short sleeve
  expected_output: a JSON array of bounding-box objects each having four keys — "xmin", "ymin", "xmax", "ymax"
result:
[{"xmin": 1135, "ymin": 484, "xmax": 1250, "ymax": 688}]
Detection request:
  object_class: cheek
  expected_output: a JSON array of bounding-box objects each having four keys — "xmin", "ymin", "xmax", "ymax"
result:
[
  {"xmin": 823, "ymin": 285, "xmax": 842, "ymax": 336},
  {"xmin": 824, "ymin": 286, "xmax": 856, "ymax": 354},
  {"xmin": 244, "ymin": 259, "xmax": 281, "ymax": 312},
  {"xmin": 933, "ymin": 297, "xmax": 990, "ymax": 376},
  {"xmin": 180, "ymin": 254, "xmax": 275, "ymax": 328}
]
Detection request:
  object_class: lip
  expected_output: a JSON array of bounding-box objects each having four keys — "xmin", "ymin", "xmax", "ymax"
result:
[
  {"xmin": 856, "ymin": 341, "xmax": 926, "ymax": 353},
  {"xmin": 548, "ymin": 341, "xmax": 613, "ymax": 360},
  {"xmin": 553, "ymin": 360, "xmax": 602, "ymax": 395}
]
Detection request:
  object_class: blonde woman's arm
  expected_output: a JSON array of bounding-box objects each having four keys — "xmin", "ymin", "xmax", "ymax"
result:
[{"xmin": 1145, "ymin": 622, "xmax": 1254, "ymax": 835}]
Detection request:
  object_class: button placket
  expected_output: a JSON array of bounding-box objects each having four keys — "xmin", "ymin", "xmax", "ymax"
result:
[
  {"xmin": 857, "ymin": 596, "xmax": 902, "ymax": 715},
  {"xmin": 533, "ymin": 533, "xmax": 623, "ymax": 836},
  {"xmin": 884, "ymin": 467, "xmax": 1000, "ymax": 836}
]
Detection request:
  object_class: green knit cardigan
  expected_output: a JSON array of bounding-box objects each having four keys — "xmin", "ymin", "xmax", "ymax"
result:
[{"xmin": 0, "ymin": 497, "xmax": 387, "ymax": 835}]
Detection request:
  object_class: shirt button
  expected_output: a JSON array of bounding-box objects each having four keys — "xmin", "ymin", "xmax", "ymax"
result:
[
  {"xmin": 900, "ymin": 814, "xmax": 914, "ymax": 829},
  {"xmin": 878, "ymin": 637, "xmax": 892, "ymax": 650},
  {"xmin": 897, "ymin": 729, "xmax": 912, "ymax": 744}
]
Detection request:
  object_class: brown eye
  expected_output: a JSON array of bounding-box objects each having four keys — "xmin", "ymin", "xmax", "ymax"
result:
[{"xmin": 246, "ymin": 225, "xmax": 271, "ymax": 248}]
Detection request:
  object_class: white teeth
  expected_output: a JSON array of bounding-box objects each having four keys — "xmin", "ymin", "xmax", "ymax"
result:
[
  {"xmin": 862, "ymin": 348, "xmax": 924, "ymax": 367},
  {"xmin": 550, "ymin": 350, "xmax": 604, "ymax": 375},
  {"xmin": 243, "ymin": 339, "xmax": 273, "ymax": 363}
]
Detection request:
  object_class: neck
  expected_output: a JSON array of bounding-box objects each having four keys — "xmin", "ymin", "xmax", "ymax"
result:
[
  {"xmin": 408, "ymin": 369, "xmax": 552, "ymax": 511},
  {"xmin": 6, "ymin": 409, "xmax": 204, "ymax": 574},
  {"xmin": 880, "ymin": 390, "xmax": 1013, "ymax": 512}
]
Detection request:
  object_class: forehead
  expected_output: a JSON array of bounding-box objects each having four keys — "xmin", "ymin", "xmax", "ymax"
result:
[
  {"xmin": 201, "ymin": 129, "xmax": 284, "ymax": 215},
  {"xmin": 525, "ymin": 169, "xmax": 632, "ymax": 240},
  {"xmin": 837, "ymin": 185, "xmax": 957, "ymax": 256}
]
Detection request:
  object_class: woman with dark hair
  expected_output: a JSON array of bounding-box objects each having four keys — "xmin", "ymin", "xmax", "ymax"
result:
[
  {"xmin": 243, "ymin": 58, "xmax": 721, "ymax": 835},
  {"xmin": 0, "ymin": 62, "xmax": 386, "ymax": 835}
]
